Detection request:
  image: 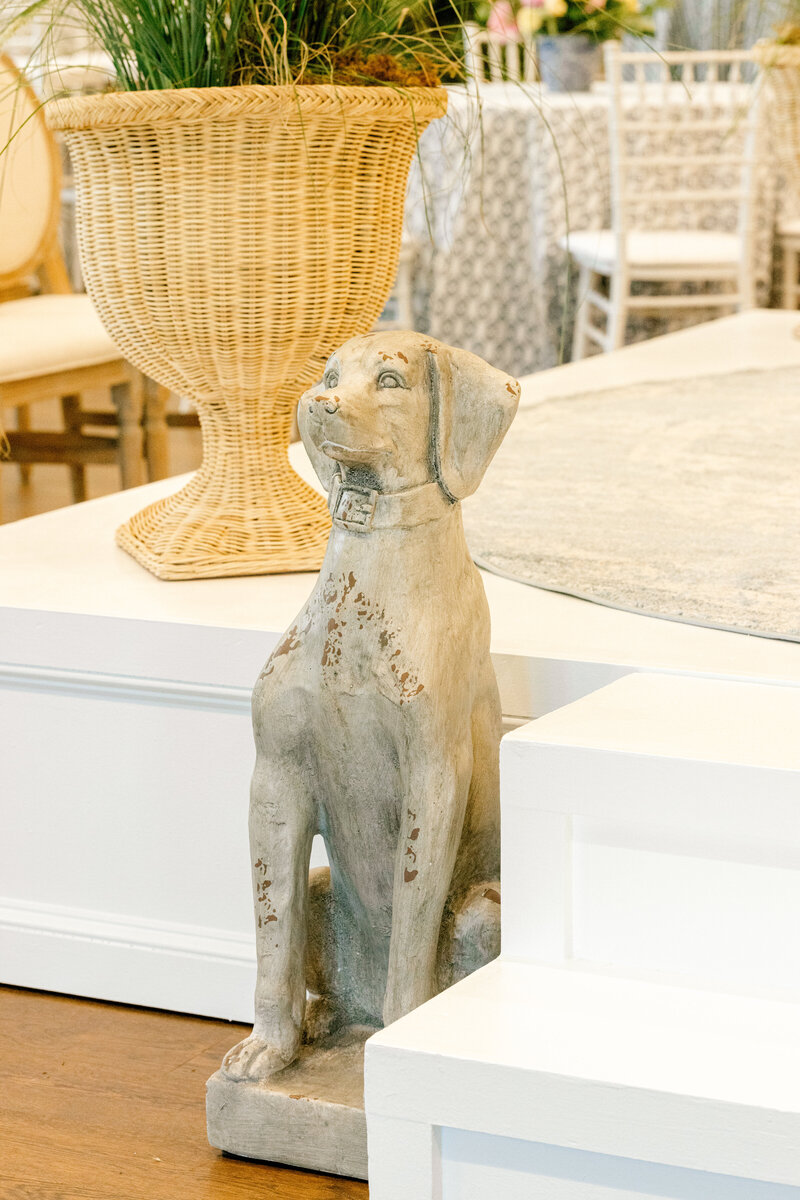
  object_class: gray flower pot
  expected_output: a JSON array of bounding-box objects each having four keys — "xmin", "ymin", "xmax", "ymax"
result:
[{"xmin": 537, "ymin": 34, "xmax": 602, "ymax": 92}]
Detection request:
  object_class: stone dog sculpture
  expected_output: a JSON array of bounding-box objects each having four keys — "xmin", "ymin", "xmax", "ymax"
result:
[{"xmin": 210, "ymin": 332, "xmax": 518, "ymax": 1167}]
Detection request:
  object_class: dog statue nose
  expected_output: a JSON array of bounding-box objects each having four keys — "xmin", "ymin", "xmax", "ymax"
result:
[{"xmin": 308, "ymin": 392, "xmax": 340, "ymax": 416}]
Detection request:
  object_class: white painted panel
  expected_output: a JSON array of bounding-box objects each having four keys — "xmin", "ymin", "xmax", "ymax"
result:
[
  {"xmin": 367, "ymin": 1115, "xmax": 442, "ymax": 1200},
  {"xmin": 440, "ymin": 1129, "xmax": 800, "ymax": 1200},
  {"xmin": 501, "ymin": 807, "xmax": 573, "ymax": 961},
  {"xmin": 1, "ymin": 685, "xmax": 256, "ymax": 929},
  {"xmin": 0, "ymin": 672, "xmax": 330, "ymax": 1017},
  {"xmin": 573, "ymin": 819, "xmax": 800, "ymax": 993}
]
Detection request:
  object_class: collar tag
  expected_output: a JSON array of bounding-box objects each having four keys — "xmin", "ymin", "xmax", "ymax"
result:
[{"xmin": 331, "ymin": 483, "xmax": 378, "ymax": 532}]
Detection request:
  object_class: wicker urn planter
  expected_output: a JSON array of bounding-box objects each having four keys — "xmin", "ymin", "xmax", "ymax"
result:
[
  {"xmin": 753, "ymin": 41, "xmax": 800, "ymax": 196},
  {"xmin": 48, "ymin": 85, "xmax": 446, "ymax": 580}
]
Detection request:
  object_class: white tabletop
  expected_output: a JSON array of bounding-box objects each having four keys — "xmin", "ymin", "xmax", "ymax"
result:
[{"xmin": 2, "ymin": 311, "xmax": 799, "ymax": 716}]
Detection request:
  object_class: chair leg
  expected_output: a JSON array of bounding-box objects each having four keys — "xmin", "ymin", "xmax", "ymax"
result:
[
  {"xmin": 571, "ymin": 264, "xmax": 592, "ymax": 362},
  {"xmin": 143, "ymin": 376, "xmax": 170, "ymax": 482},
  {"xmin": 782, "ymin": 244, "xmax": 799, "ymax": 311},
  {"xmin": 112, "ymin": 374, "xmax": 145, "ymax": 490},
  {"xmin": 61, "ymin": 394, "xmax": 87, "ymax": 503},
  {"xmin": 16, "ymin": 406, "xmax": 31, "ymax": 485},
  {"xmin": 606, "ymin": 270, "xmax": 629, "ymax": 351}
]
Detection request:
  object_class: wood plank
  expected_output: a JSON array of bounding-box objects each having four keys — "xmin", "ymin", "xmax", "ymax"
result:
[{"xmin": 0, "ymin": 987, "xmax": 368, "ymax": 1200}]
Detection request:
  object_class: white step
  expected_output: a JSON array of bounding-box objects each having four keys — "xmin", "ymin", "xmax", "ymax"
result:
[
  {"xmin": 366, "ymin": 957, "xmax": 800, "ymax": 1198},
  {"xmin": 366, "ymin": 672, "xmax": 800, "ymax": 1197}
]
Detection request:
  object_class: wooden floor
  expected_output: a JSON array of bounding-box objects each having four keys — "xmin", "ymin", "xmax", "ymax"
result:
[
  {"xmin": 0, "ymin": 394, "xmax": 202, "ymax": 526},
  {"xmin": 0, "ymin": 987, "xmax": 369, "ymax": 1199}
]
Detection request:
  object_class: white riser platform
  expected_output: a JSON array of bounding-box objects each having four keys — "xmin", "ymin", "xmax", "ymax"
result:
[{"xmin": 366, "ymin": 673, "xmax": 800, "ymax": 1198}]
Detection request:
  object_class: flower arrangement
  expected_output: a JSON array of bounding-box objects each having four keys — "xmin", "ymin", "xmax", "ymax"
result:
[{"xmin": 482, "ymin": 0, "xmax": 660, "ymax": 43}]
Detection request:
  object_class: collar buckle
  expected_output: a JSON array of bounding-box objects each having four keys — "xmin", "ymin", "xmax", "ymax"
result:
[{"xmin": 331, "ymin": 482, "xmax": 378, "ymax": 532}]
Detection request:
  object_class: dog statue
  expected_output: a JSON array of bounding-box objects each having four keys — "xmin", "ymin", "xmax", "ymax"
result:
[{"xmin": 221, "ymin": 332, "xmax": 519, "ymax": 1082}]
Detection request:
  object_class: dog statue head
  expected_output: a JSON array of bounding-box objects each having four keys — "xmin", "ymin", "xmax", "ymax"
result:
[{"xmin": 299, "ymin": 332, "xmax": 520, "ymax": 502}]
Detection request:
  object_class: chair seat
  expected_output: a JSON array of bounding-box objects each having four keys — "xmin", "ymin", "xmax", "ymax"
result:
[
  {"xmin": 561, "ymin": 229, "xmax": 742, "ymax": 273},
  {"xmin": 778, "ymin": 217, "xmax": 800, "ymax": 240},
  {"xmin": 0, "ymin": 294, "xmax": 121, "ymax": 384}
]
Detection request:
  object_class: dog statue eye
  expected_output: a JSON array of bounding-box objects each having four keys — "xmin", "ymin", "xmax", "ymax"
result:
[
  {"xmin": 323, "ymin": 367, "xmax": 340, "ymax": 389},
  {"xmin": 378, "ymin": 370, "xmax": 405, "ymax": 389}
]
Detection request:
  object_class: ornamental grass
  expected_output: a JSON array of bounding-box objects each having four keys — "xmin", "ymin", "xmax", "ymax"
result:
[{"xmin": 2, "ymin": 0, "xmax": 472, "ymax": 91}]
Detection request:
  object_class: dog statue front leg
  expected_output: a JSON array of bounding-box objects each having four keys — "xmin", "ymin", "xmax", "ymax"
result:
[
  {"xmin": 222, "ymin": 755, "xmax": 314, "ymax": 1081},
  {"xmin": 383, "ymin": 745, "xmax": 472, "ymax": 1028}
]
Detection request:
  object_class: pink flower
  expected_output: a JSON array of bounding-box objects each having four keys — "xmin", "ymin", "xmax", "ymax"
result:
[
  {"xmin": 487, "ymin": 0, "xmax": 520, "ymax": 41},
  {"xmin": 584, "ymin": 0, "xmax": 608, "ymax": 8},
  {"xmin": 519, "ymin": 0, "xmax": 546, "ymax": 7}
]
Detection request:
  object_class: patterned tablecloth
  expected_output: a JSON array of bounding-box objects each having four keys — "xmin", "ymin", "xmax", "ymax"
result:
[{"xmin": 404, "ymin": 82, "xmax": 779, "ymax": 377}]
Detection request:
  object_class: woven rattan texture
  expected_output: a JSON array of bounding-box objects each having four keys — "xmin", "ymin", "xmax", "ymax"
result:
[
  {"xmin": 755, "ymin": 44, "xmax": 800, "ymax": 197},
  {"xmin": 48, "ymin": 86, "xmax": 446, "ymax": 579}
]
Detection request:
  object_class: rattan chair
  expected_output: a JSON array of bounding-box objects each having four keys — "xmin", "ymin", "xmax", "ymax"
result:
[
  {"xmin": 0, "ymin": 54, "xmax": 168, "ymax": 514},
  {"xmin": 563, "ymin": 44, "xmax": 762, "ymax": 359}
]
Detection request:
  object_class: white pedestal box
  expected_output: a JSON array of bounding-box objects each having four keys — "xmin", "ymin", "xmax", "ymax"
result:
[{"xmin": 365, "ymin": 673, "xmax": 800, "ymax": 1198}]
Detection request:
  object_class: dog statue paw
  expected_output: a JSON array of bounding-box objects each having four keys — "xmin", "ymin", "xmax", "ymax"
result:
[{"xmin": 221, "ymin": 1032, "xmax": 298, "ymax": 1082}]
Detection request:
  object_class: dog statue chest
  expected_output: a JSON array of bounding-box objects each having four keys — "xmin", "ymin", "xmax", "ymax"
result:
[{"xmin": 258, "ymin": 567, "xmax": 426, "ymax": 707}]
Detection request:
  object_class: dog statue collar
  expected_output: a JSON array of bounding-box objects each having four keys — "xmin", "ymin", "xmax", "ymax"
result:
[{"xmin": 328, "ymin": 471, "xmax": 454, "ymax": 533}]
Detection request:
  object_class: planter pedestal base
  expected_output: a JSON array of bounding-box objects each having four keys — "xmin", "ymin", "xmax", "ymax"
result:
[
  {"xmin": 206, "ymin": 1025, "xmax": 370, "ymax": 1180},
  {"xmin": 116, "ymin": 453, "xmax": 331, "ymax": 581}
]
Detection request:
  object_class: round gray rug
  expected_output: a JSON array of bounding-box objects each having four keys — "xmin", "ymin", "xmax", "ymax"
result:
[{"xmin": 462, "ymin": 366, "xmax": 800, "ymax": 642}]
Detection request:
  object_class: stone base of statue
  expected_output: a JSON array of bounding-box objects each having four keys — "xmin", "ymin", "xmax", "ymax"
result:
[{"xmin": 206, "ymin": 1025, "xmax": 371, "ymax": 1179}]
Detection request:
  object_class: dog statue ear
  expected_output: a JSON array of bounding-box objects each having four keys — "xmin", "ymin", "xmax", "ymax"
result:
[
  {"xmin": 429, "ymin": 344, "xmax": 520, "ymax": 502},
  {"xmin": 298, "ymin": 387, "xmax": 337, "ymax": 493}
]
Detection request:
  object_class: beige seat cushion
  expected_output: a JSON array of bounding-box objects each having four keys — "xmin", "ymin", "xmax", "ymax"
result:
[
  {"xmin": 560, "ymin": 229, "xmax": 742, "ymax": 274},
  {"xmin": 0, "ymin": 293, "xmax": 122, "ymax": 384},
  {"xmin": 778, "ymin": 217, "xmax": 800, "ymax": 239}
]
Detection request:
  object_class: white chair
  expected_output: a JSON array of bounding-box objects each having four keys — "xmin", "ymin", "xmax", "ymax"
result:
[
  {"xmin": 564, "ymin": 45, "xmax": 761, "ymax": 359},
  {"xmin": 462, "ymin": 21, "xmax": 536, "ymax": 85},
  {"xmin": 0, "ymin": 54, "xmax": 168, "ymax": 514},
  {"xmin": 3, "ymin": 4, "xmax": 114, "ymax": 96}
]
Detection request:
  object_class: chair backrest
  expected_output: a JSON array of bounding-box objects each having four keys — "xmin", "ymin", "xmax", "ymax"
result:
[
  {"xmin": 0, "ymin": 53, "xmax": 61, "ymax": 292},
  {"xmin": 603, "ymin": 43, "xmax": 762, "ymax": 291},
  {"xmin": 463, "ymin": 22, "xmax": 537, "ymax": 85}
]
